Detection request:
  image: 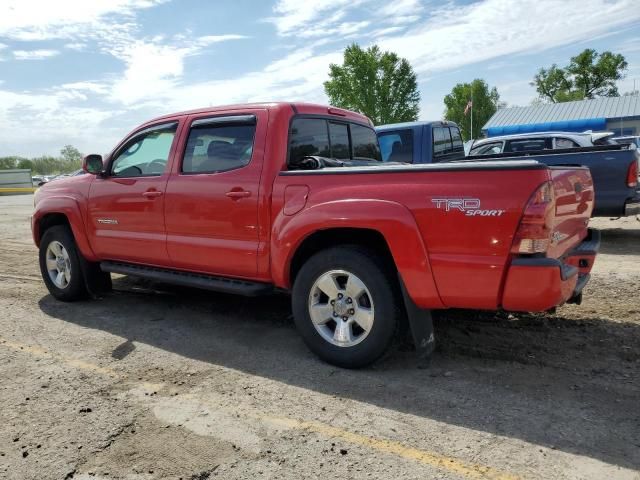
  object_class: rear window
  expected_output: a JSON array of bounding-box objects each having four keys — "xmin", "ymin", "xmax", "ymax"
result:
[
  {"xmin": 288, "ymin": 118, "xmax": 381, "ymax": 166},
  {"xmin": 505, "ymin": 139, "xmax": 547, "ymax": 152},
  {"xmin": 470, "ymin": 142, "xmax": 503, "ymax": 156},
  {"xmin": 378, "ymin": 129, "xmax": 413, "ymax": 163}
]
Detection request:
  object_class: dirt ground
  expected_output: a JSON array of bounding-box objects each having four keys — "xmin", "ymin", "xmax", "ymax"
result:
[{"xmin": 0, "ymin": 193, "xmax": 638, "ymax": 480}]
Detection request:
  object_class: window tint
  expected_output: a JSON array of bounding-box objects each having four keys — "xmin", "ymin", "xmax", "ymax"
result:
[
  {"xmin": 378, "ymin": 129, "xmax": 413, "ymax": 163},
  {"xmin": 289, "ymin": 118, "xmax": 382, "ymax": 166},
  {"xmin": 505, "ymin": 139, "xmax": 547, "ymax": 152},
  {"xmin": 554, "ymin": 138, "xmax": 579, "ymax": 149},
  {"xmin": 351, "ymin": 123, "xmax": 382, "ymax": 161},
  {"xmin": 329, "ymin": 122, "xmax": 350, "ymax": 159},
  {"xmin": 289, "ymin": 119, "xmax": 330, "ymax": 165},
  {"xmin": 182, "ymin": 122, "xmax": 256, "ymax": 174},
  {"xmin": 111, "ymin": 123, "xmax": 177, "ymax": 177},
  {"xmin": 433, "ymin": 127, "xmax": 451, "ymax": 157},
  {"xmin": 470, "ymin": 143, "xmax": 503, "ymax": 155},
  {"xmin": 450, "ymin": 127, "xmax": 464, "ymax": 151}
]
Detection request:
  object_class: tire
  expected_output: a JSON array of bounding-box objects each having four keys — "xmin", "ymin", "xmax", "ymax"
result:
[
  {"xmin": 39, "ymin": 225, "xmax": 88, "ymax": 301},
  {"xmin": 292, "ymin": 246, "xmax": 400, "ymax": 368}
]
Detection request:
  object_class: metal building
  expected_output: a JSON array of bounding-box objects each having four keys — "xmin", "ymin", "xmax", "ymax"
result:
[{"xmin": 482, "ymin": 96, "xmax": 640, "ymax": 137}]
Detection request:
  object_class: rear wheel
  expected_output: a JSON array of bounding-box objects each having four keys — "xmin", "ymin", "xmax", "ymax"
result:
[
  {"xmin": 292, "ymin": 246, "xmax": 399, "ymax": 368},
  {"xmin": 39, "ymin": 225, "xmax": 88, "ymax": 301}
]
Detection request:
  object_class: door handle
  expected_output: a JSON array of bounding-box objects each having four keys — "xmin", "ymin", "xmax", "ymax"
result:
[
  {"xmin": 142, "ymin": 190, "xmax": 163, "ymax": 198},
  {"xmin": 225, "ymin": 190, "xmax": 251, "ymax": 199}
]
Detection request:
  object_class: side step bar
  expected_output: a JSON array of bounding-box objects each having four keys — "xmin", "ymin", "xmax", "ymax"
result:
[{"xmin": 100, "ymin": 261, "xmax": 273, "ymax": 296}]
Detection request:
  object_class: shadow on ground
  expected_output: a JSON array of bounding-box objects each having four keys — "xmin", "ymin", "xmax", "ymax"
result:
[{"xmin": 38, "ymin": 276, "xmax": 640, "ymax": 470}]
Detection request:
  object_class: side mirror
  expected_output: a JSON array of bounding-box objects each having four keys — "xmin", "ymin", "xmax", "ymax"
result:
[{"xmin": 82, "ymin": 154, "xmax": 103, "ymax": 175}]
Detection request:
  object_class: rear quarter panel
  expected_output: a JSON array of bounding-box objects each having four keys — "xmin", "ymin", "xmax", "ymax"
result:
[{"xmin": 272, "ymin": 164, "xmax": 552, "ymax": 310}]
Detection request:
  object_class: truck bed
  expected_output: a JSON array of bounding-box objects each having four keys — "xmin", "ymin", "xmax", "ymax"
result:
[{"xmin": 464, "ymin": 144, "xmax": 639, "ymax": 217}]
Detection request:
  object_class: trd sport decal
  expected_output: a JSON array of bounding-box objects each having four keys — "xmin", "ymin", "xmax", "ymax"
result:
[{"xmin": 431, "ymin": 198, "xmax": 505, "ymax": 217}]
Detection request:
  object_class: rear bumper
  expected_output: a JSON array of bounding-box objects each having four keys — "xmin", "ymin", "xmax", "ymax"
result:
[
  {"xmin": 624, "ymin": 196, "xmax": 640, "ymax": 216},
  {"xmin": 501, "ymin": 229, "xmax": 600, "ymax": 312}
]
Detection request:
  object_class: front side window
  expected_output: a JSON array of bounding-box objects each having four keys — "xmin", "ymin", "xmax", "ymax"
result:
[
  {"xmin": 111, "ymin": 123, "xmax": 177, "ymax": 177},
  {"xmin": 378, "ymin": 129, "xmax": 413, "ymax": 163},
  {"xmin": 182, "ymin": 121, "xmax": 256, "ymax": 174}
]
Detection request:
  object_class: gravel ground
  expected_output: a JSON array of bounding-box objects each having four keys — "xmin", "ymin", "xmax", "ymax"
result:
[{"xmin": 0, "ymin": 194, "xmax": 638, "ymax": 480}]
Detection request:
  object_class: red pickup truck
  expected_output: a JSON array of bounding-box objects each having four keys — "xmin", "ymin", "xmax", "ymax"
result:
[{"xmin": 32, "ymin": 102, "xmax": 599, "ymax": 368}]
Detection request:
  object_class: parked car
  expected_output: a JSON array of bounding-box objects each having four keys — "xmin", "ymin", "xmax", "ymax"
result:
[
  {"xmin": 467, "ymin": 131, "xmax": 616, "ymax": 156},
  {"xmin": 614, "ymin": 136, "xmax": 640, "ymax": 148},
  {"xmin": 33, "ymin": 103, "xmax": 599, "ymax": 368},
  {"xmin": 376, "ymin": 121, "xmax": 639, "ymax": 217}
]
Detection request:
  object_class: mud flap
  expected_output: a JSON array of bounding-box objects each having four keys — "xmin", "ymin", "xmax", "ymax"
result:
[
  {"xmin": 398, "ymin": 274, "xmax": 435, "ymax": 367},
  {"xmin": 79, "ymin": 256, "xmax": 112, "ymax": 298}
]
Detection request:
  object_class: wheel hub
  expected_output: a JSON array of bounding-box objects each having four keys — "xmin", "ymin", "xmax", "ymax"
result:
[{"xmin": 308, "ymin": 269, "xmax": 375, "ymax": 348}]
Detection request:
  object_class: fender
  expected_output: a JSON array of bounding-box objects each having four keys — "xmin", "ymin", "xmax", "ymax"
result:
[
  {"xmin": 32, "ymin": 194, "xmax": 98, "ymax": 262},
  {"xmin": 271, "ymin": 199, "xmax": 445, "ymax": 309}
]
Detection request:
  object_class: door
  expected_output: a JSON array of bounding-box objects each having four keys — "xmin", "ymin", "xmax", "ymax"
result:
[
  {"xmin": 87, "ymin": 121, "xmax": 179, "ymax": 266},
  {"xmin": 164, "ymin": 111, "xmax": 267, "ymax": 278}
]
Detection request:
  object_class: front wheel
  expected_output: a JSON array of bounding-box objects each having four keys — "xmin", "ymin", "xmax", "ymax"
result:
[
  {"xmin": 292, "ymin": 246, "xmax": 400, "ymax": 368},
  {"xmin": 39, "ymin": 225, "xmax": 88, "ymax": 301}
]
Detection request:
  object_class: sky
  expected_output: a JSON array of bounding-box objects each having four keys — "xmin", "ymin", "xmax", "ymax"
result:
[{"xmin": 0, "ymin": 0, "xmax": 639, "ymax": 157}]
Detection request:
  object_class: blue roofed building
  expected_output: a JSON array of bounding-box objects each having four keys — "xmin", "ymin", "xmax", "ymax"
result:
[{"xmin": 482, "ymin": 96, "xmax": 640, "ymax": 138}]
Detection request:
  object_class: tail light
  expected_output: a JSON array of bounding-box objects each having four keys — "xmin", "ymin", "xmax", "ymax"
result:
[
  {"xmin": 627, "ymin": 160, "xmax": 638, "ymax": 188},
  {"xmin": 511, "ymin": 181, "xmax": 556, "ymax": 254}
]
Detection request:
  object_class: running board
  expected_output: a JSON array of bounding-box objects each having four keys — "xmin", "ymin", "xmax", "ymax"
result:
[{"xmin": 100, "ymin": 261, "xmax": 273, "ymax": 296}]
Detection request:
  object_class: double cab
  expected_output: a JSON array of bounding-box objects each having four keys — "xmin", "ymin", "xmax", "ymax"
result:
[{"xmin": 33, "ymin": 103, "xmax": 599, "ymax": 368}]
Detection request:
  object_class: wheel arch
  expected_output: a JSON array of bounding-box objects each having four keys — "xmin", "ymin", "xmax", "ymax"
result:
[
  {"xmin": 271, "ymin": 199, "xmax": 444, "ymax": 309},
  {"xmin": 33, "ymin": 196, "xmax": 96, "ymax": 261}
]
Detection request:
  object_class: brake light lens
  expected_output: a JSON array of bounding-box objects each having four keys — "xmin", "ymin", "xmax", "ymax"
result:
[
  {"xmin": 511, "ymin": 181, "xmax": 556, "ymax": 254},
  {"xmin": 627, "ymin": 160, "xmax": 638, "ymax": 188}
]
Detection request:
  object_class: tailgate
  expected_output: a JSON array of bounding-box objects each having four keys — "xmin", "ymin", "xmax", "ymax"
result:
[{"xmin": 546, "ymin": 166, "xmax": 594, "ymax": 259}]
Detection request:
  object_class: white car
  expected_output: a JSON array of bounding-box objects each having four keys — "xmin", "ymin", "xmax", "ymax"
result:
[{"xmin": 468, "ymin": 131, "xmax": 616, "ymax": 156}]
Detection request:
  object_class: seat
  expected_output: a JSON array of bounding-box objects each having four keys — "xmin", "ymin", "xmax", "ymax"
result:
[{"xmin": 388, "ymin": 140, "xmax": 412, "ymax": 163}]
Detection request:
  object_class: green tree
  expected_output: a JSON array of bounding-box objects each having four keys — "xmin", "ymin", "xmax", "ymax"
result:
[
  {"xmin": 60, "ymin": 144, "xmax": 82, "ymax": 163},
  {"xmin": 324, "ymin": 43, "xmax": 420, "ymax": 125},
  {"xmin": 17, "ymin": 159, "xmax": 34, "ymax": 171},
  {"xmin": 532, "ymin": 49, "xmax": 627, "ymax": 103},
  {"xmin": 443, "ymin": 79, "xmax": 501, "ymax": 141},
  {"xmin": 0, "ymin": 157, "xmax": 17, "ymax": 170}
]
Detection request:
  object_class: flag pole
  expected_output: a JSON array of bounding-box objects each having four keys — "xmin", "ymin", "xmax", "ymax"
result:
[{"xmin": 470, "ymin": 92, "xmax": 473, "ymax": 140}]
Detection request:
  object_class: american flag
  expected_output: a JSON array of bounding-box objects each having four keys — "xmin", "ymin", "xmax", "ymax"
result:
[{"xmin": 464, "ymin": 100, "xmax": 473, "ymax": 116}]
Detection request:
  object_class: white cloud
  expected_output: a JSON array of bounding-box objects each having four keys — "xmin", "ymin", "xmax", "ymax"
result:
[
  {"xmin": 13, "ymin": 49, "xmax": 60, "ymax": 60},
  {"xmin": 269, "ymin": 0, "xmax": 367, "ymax": 37},
  {"xmin": 0, "ymin": 0, "xmax": 166, "ymax": 40},
  {"xmin": 64, "ymin": 42, "xmax": 87, "ymax": 51},
  {"xmin": 378, "ymin": 0, "xmax": 640, "ymax": 74}
]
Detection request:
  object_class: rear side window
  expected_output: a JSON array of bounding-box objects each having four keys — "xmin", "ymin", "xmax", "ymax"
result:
[
  {"xmin": 182, "ymin": 120, "xmax": 256, "ymax": 174},
  {"xmin": 289, "ymin": 119, "xmax": 330, "ymax": 164},
  {"xmin": 450, "ymin": 127, "xmax": 464, "ymax": 152},
  {"xmin": 433, "ymin": 127, "xmax": 450, "ymax": 158},
  {"xmin": 378, "ymin": 129, "xmax": 413, "ymax": 163},
  {"xmin": 288, "ymin": 118, "xmax": 382, "ymax": 166},
  {"xmin": 329, "ymin": 122, "xmax": 350, "ymax": 159},
  {"xmin": 505, "ymin": 139, "xmax": 547, "ymax": 152}
]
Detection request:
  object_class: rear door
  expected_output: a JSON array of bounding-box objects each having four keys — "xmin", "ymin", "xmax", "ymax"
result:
[
  {"xmin": 163, "ymin": 110, "xmax": 267, "ymax": 277},
  {"xmin": 87, "ymin": 121, "xmax": 179, "ymax": 266}
]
